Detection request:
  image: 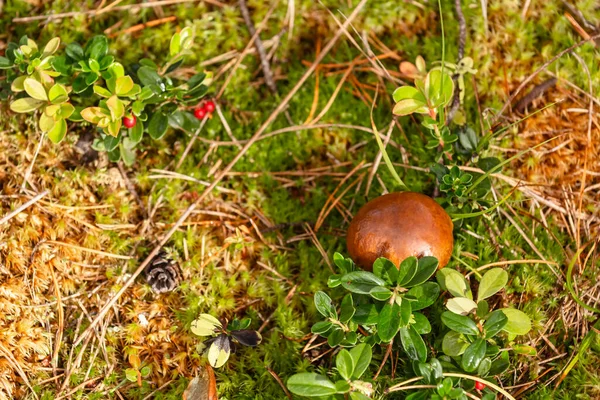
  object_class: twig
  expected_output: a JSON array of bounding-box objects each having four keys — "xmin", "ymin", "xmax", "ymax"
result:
[
  {"xmin": 0, "ymin": 190, "xmax": 49, "ymax": 225},
  {"xmin": 73, "ymin": 0, "xmax": 370, "ymax": 347},
  {"xmin": 513, "ymin": 78, "xmax": 557, "ymax": 114},
  {"xmin": 238, "ymin": 0, "xmax": 295, "ymax": 125},
  {"xmin": 447, "ymin": 0, "xmax": 467, "ymax": 124},
  {"xmin": 494, "ymin": 33, "xmax": 600, "ymax": 123},
  {"xmin": 107, "ymin": 15, "xmax": 177, "ymax": 38},
  {"xmin": 266, "ymin": 367, "xmax": 293, "ymax": 399},
  {"xmin": 238, "ymin": 0, "xmax": 277, "ymax": 94},
  {"xmin": 12, "ymin": 0, "xmax": 224, "ymax": 23}
]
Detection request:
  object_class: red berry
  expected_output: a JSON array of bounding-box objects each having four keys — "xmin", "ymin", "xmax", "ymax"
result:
[
  {"xmin": 475, "ymin": 382, "xmax": 485, "ymax": 391},
  {"xmin": 194, "ymin": 107, "xmax": 207, "ymax": 119},
  {"xmin": 204, "ymin": 100, "xmax": 216, "ymax": 113},
  {"xmin": 123, "ymin": 115, "xmax": 137, "ymax": 128}
]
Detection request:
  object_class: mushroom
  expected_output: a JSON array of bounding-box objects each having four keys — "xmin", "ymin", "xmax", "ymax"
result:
[{"xmin": 346, "ymin": 192, "xmax": 453, "ymax": 270}]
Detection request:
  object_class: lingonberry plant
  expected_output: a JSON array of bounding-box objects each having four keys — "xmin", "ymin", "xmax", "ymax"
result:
[
  {"xmin": 0, "ymin": 27, "xmax": 210, "ymax": 165},
  {"xmin": 287, "ymin": 253, "xmax": 534, "ymax": 399},
  {"xmin": 190, "ymin": 314, "xmax": 262, "ymax": 368}
]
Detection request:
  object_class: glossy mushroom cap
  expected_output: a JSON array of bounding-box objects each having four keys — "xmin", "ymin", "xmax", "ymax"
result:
[{"xmin": 346, "ymin": 192, "xmax": 453, "ymax": 270}]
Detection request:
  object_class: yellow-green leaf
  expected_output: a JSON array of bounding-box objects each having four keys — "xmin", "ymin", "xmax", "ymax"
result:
[
  {"xmin": 107, "ymin": 118, "xmax": 122, "ymax": 137},
  {"xmin": 93, "ymin": 85, "xmax": 113, "ymax": 98},
  {"xmin": 49, "ymin": 84, "xmax": 68, "ymax": 104},
  {"xmin": 11, "ymin": 76, "xmax": 27, "ymax": 92},
  {"xmin": 45, "ymin": 104, "xmax": 60, "ymax": 116},
  {"xmin": 170, "ymin": 32, "xmax": 181, "ymax": 57},
  {"xmin": 500, "ymin": 308, "xmax": 532, "ymax": 335},
  {"xmin": 107, "ymin": 95, "xmax": 124, "ymax": 120},
  {"xmin": 39, "ymin": 113, "xmax": 55, "ymax": 133},
  {"xmin": 10, "ymin": 97, "xmax": 45, "ymax": 113},
  {"xmin": 446, "ymin": 297, "xmax": 478, "ymax": 316},
  {"xmin": 48, "ymin": 118, "xmax": 67, "ymax": 143},
  {"xmin": 81, "ymin": 107, "xmax": 106, "ymax": 124},
  {"xmin": 207, "ymin": 336, "xmax": 230, "ymax": 368},
  {"xmin": 43, "ymin": 37, "xmax": 61, "ymax": 57},
  {"xmin": 24, "ymin": 78, "xmax": 48, "ymax": 101},
  {"xmin": 115, "ymin": 76, "xmax": 134, "ymax": 97},
  {"xmin": 190, "ymin": 314, "xmax": 222, "ymax": 336},
  {"xmin": 59, "ymin": 103, "xmax": 75, "ymax": 119}
]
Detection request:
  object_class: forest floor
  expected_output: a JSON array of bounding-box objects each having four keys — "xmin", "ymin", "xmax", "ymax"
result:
[{"xmin": 0, "ymin": 0, "xmax": 599, "ymax": 399}]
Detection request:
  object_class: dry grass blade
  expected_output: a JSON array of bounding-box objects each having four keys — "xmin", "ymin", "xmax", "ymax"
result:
[{"xmin": 0, "ymin": 190, "xmax": 49, "ymax": 226}]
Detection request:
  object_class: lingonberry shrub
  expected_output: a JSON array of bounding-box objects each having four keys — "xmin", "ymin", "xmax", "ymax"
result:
[{"xmin": 0, "ymin": 27, "xmax": 210, "ymax": 165}]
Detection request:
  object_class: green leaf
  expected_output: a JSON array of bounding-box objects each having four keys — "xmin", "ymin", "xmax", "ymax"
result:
[
  {"xmin": 442, "ymin": 331, "xmax": 469, "ymax": 356},
  {"xmin": 48, "ymin": 84, "xmax": 68, "ymax": 104},
  {"xmin": 425, "ymin": 68, "xmax": 454, "ymax": 108},
  {"xmin": 314, "ymin": 291, "xmax": 337, "ymax": 319},
  {"xmin": 476, "ymin": 300, "xmax": 489, "ymax": 318},
  {"xmin": 500, "ymin": 308, "xmax": 532, "ymax": 335},
  {"xmin": 138, "ymin": 66, "xmax": 164, "ymax": 88},
  {"xmin": 179, "ymin": 26, "xmax": 194, "ymax": 50},
  {"xmin": 349, "ymin": 343, "xmax": 372, "ymax": 379},
  {"xmin": 89, "ymin": 58, "xmax": 100, "ymax": 73},
  {"xmin": 399, "ymin": 325, "xmax": 427, "ymax": 362},
  {"xmin": 0, "ymin": 56, "xmax": 13, "ymax": 69},
  {"xmin": 446, "ymin": 297, "xmax": 478, "ymax": 316},
  {"xmin": 125, "ymin": 368, "xmax": 138, "ymax": 382},
  {"xmin": 400, "ymin": 297, "xmax": 412, "ymax": 326},
  {"xmin": 188, "ymin": 73, "xmax": 206, "ymax": 90},
  {"xmin": 393, "ymin": 98, "xmax": 428, "ymax": 116},
  {"xmin": 148, "ymin": 112, "xmax": 169, "ymax": 140},
  {"xmin": 483, "ymin": 310, "xmax": 508, "ymax": 338},
  {"xmin": 397, "ymin": 257, "xmax": 418, "ymax": 286},
  {"xmin": 488, "ymin": 353, "xmax": 510, "ymax": 376},
  {"xmin": 404, "ymin": 257, "xmax": 439, "ymax": 288},
  {"xmin": 350, "ymin": 392, "xmax": 371, "ymax": 400},
  {"xmin": 47, "ymin": 118, "xmax": 67, "ymax": 143},
  {"xmin": 406, "ymin": 282, "xmax": 440, "ymax": 311},
  {"xmin": 287, "ymin": 373, "xmax": 337, "ymax": 396},
  {"xmin": 352, "ymin": 304, "xmax": 379, "ymax": 325},
  {"xmin": 369, "ymin": 286, "xmax": 392, "ymax": 301},
  {"xmin": 513, "ymin": 344, "xmax": 537, "ymax": 356},
  {"xmin": 478, "ymin": 357, "xmax": 492, "ymax": 377},
  {"xmin": 436, "ymin": 269, "xmax": 471, "ymax": 298},
  {"xmin": 334, "ymin": 380, "xmax": 350, "ymax": 393},
  {"xmin": 170, "ymin": 32, "xmax": 181, "ymax": 57},
  {"xmin": 336, "ymin": 349, "xmax": 354, "ymax": 380},
  {"xmin": 392, "ymin": 86, "xmax": 421, "ymax": 102},
  {"xmin": 461, "ymin": 338, "xmax": 487, "ymax": 372},
  {"xmin": 327, "ymin": 326, "xmax": 344, "ymax": 347},
  {"xmin": 190, "ymin": 314, "xmax": 222, "ymax": 336},
  {"xmin": 341, "ymin": 271, "xmax": 386, "ymax": 295},
  {"xmin": 312, "ymin": 321, "xmax": 333, "ymax": 335},
  {"xmin": 411, "ymin": 312, "xmax": 431, "ymax": 334},
  {"xmin": 115, "ymin": 76, "xmax": 134, "ymax": 96},
  {"xmin": 120, "ymin": 143, "xmax": 136, "ymax": 166},
  {"xmin": 339, "ymin": 294, "xmax": 355, "ymax": 323},
  {"xmin": 66, "ymin": 42, "xmax": 84, "ymax": 61},
  {"xmin": 85, "ymin": 35, "xmax": 109, "ymax": 60},
  {"xmin": 477, "ymin": 268, "xmax": 508, "ymax": 302},
  {"xmin": 377, "ymin": 302, "xmax": 402, "ymax": 342},
  {"xmin": 373, "ymin": 257, "xmax": 398, "ymax": 284},
  {"xmin": 441, "ymin": 312, "xmax": 479, "ymax": 336},
  {"xmin": 24, "ymin": 78, "xmax": 48, "ymax": 101},
  {"xmin": 10, "ymin": 97, "xmax": 44, "ymax": 113}
]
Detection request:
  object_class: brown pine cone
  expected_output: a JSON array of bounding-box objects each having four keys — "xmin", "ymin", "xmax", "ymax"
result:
[{"xmin": 144, "ymin": 251, "xmax": 182, "ymax": 293}]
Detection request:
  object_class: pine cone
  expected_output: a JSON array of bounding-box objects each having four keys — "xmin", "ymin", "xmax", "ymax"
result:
[{"xmin": 144, "ymin": 252, "xmax": 181, "ymax": 293}]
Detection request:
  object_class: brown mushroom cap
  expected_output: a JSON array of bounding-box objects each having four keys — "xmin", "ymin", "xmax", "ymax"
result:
[{"xmin": 346, "ymin": 192, "xmax": 453, "ymax": 270}]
